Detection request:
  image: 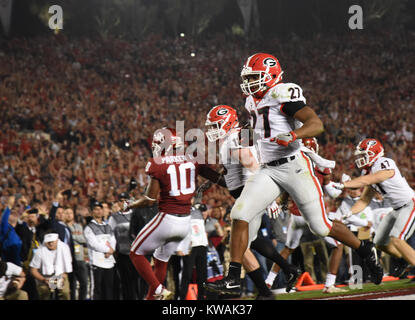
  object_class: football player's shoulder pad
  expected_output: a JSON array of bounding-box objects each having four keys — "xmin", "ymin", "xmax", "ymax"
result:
[{"xmin": 268, "ymin": 82, "xmax": 306, "ymax": 105}]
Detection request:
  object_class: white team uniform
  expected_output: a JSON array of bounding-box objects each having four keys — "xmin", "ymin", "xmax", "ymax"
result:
[
  {"xmin": 219, "ymin": 129, "xmax": 263, "ymax": 243},
  {"xmin": 219, "ymin": 129, "xmax": 257, "ymax": 192},
  {"xmin": 231, "ymin": 83, "xmax": 333, "ymax": 238},
  {"xmin": 285, "ymin": 164, "xmax": 340, "ymax": 250},
  {"xmin": 285, "ymin": 214, "xmax": 340, "ymax": 250},
  {"xmin": 367, "ymin": 157, "xmax": 415, "ymax": 245}
]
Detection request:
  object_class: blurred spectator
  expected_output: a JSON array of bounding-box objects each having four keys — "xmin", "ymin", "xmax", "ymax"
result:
[
  {"xmin": 15, "ymin": 207, "xmax": 42, "ymax": 300},
  {"xmin": 108, "ymin": 192, "xmax": 139, "ymax": 300},
  {"xmin": 48, "ymin": 191, "xmax": 77, "ymax": 298},
  {"xmin": 29, "ymin": 232, "xmax": 73, "ymax": 300},
  {"xmin": 334, "ymin": 188, "xmax": 374, "ymax": 283},
  {"xmin": 178, "ymin": 202, "xmax": 209, "ymax": 300},
  {"xmin": 64, "ymin": 207, "xmax": 89, "ymax": 300},
  {"xmin": 205, "ymin": 206, "xmax": 225, "ymax": 263},
  {"xmin": 84, "ymin": 201, "xmax": 116, "ymax": 300},
  {"xmin": 0, "ymin": 260, "xmax": 28, "ymax": 300},
  {"xmin": 0, "ymin": 196, "xmax": 22, "ymax": 266},
  {"xmin": 299, "ymin": 230, "xmax": 329, "ymax": 284}
]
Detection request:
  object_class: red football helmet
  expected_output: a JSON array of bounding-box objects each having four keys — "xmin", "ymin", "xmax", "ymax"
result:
[
  {"xmin": 205, "ymin": 105, "xmax": 239, "ymax": 142},
  {"xmin": 240, "ymin": 53, "xmax": 284, "ymax": 97},
  {"xmin": 302, "ymin": 138, "xmax": 319, "ymax": 154},
  {"xmin": 152, "ymin": 127, "xmax": 184, "ymax": 157},
  {"xmin": 354, "ymin": 138, "xmax": 384, "ymax": 169}
]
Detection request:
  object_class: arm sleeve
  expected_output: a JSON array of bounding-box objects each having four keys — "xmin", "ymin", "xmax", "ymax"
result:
[
  {"xmin": 280, "ymin": 101, "xmax": 306, "ymax": 117},
  {"xmin": 344, "ymin": 215, "xmax": 369, "ymax": 227},
  {"xmin": 29, "ymin": 249, "xmax": 42, "ymax": 269},
  {"xmin": 145, "ymin": 159, "xmax": 159, "ymax": 180},
  {"xmin": 71, "ymin": 224, "xmax": 87, "ymax": 245},
  {"xmin": 83, "ymin": 226, "xmax": 111, "ymax": 253},
  {"xmin": 107, "ymin": 216, "xmax": 116, "ymax": 231},
  {"xmin": 5, "ymin": 262, "xmax": 22, "ymax": 276},
  {"xmin": 49, "ymin": 203, "xmax": 59, "ymax": 221}
]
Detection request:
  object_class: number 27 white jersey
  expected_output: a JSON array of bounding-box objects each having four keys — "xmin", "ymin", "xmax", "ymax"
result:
[{"xmin": 244, "ymin": 82, "xmax": 306, "ymax": 163}]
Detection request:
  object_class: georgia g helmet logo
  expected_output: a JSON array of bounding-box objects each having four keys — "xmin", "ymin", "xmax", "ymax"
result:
[
  {"xmin": 216, "ymin": 108, "xmax": 229, "ymax": 116},
  {"xmin": 263, "ymin": 58, "xmax": 277, "ymax": 67},
  {"xmin": 367, "ymin": 140, "xmax": 377, "ymax": 147}
]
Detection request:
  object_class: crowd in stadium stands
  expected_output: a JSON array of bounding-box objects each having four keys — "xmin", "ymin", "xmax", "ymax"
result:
[{"xmin": 0, "ymin": 30, "xmax": 414, "ymax": 299}]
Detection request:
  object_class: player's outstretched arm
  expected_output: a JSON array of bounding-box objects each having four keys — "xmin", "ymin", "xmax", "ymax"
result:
[
  {"xmin": 198, "ymin": 165, "xmax": 227, "ymax": 188},
  {"xmin": 343, "ymin": 170, "xmax": 394, "ymax": 189},
  {"xmin": 127, "ymin": 178, "xmax": 160, "ymax": 210}
]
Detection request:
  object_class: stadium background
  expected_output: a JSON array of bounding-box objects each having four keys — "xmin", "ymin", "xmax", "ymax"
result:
[{"xmin": 1, "ymin": 0, "xmax": 414, "ymax": 211}]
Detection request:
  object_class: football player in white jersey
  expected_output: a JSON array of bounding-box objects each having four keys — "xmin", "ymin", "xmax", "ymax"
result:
[
  {"xmin": 204, "ymin": 53, "xmax": 383, "ymax": 296},
  {"xmin": 265, "ymin": 138, "xmax": 347, "ymax": 293},
  {"xmin": 334, "ymin": 138, "xmax": 415, "ymax": 277},
  {"xmin": 204, "ymin": 104, "xmax": 300, "ymax": 298}
]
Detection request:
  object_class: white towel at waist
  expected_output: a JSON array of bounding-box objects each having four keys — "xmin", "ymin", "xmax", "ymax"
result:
[{"xmin": 300, "ymin": 146, "xmax": 336, "ymax": 169}]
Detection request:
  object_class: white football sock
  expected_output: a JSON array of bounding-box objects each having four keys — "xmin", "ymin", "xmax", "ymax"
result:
[
  {"xmin": 325, "ymin": 273, "xmax": 337, "ymax": 288},
  {"xmin": 265, "ymin": 270, "xmax": 278, "ymax": 287}
]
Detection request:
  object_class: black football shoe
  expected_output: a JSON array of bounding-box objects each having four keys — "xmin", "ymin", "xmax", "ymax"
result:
[
  {"xmin": 284, "ymin": 266, "xmax": 301, "ymax": 293},
  {"xmin": 390, "ymin": 258, "xmax": 409, "ymax": 278},
  {"xmin": 363, "ymin": 242, "xmax": 384, "ymax": 285},
  {"xmin": 203, "ymin": 276, "xmax": 242, "ymax": 296}
]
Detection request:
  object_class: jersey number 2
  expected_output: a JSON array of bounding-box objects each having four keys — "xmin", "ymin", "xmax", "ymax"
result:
[{"xmin": 167, "ymin": 163, "xmax": 196, "ymax": 196}]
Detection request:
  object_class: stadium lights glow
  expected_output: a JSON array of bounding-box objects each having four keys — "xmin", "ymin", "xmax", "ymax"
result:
[
  {"xmin": 190, "ymin": 52, "xmax": 196, "ymax": 57},
  {"xmin": 180, "ymin": 33, "xmax": 185, "ymax": 37}
]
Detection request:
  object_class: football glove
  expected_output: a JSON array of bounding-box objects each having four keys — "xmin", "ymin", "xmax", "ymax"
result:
[
  {"xmin": 331, "ymin": 182, "xmax": 345, "ymax": 190},
  {"xmin": 266, "ymin": 200, "xmax": 281, "ymax": 219},
  {"xmin": 271, "ymin": 131, "xmax": 297, "ymax": 147},
  {"xmin": 323, "ymin": 181, "xmax": 343, "ymax": 199},
  {"xmin": 341, "ymin": 173, "xmax": 351, "ymax": 183}
]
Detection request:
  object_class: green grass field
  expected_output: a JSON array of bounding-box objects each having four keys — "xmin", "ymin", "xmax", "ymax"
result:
[{"xmin": 271, "ymin": 279, "xmax": 415, "ymax": 300}]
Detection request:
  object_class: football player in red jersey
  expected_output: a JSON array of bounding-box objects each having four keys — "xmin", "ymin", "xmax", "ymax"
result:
[
  {"xmin": 205, "ymin": 53, "xmax": 383, "ymax": 296},
  {"xmin": 126, "ymin": 128, "xmax": 226, "ymax": 300}
]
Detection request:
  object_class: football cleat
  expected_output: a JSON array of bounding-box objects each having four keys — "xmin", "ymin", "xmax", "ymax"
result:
[
  {"xmin": 363, "ymin": 242, "xmax": 384, "ymax": 285},
  {"xmin": 285, "ymin": 266, "xmax": 301, "ymax": 293},
  {"xmin": 322, "ymin": 286, "xmax": 347, "ymax": 294},
  {"xmin": 390, "ymin": 258, "xmax": 409, "ymax": 278},
  {"xmin": 203, "ymin": 276, "xmax": 241, "ymax": 296},
  {"xmin": 153, "ymin": 286, "xmax": 174, "ymax": 300}
]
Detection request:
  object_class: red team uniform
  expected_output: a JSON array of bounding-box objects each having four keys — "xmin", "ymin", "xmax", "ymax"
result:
[
  {"xmin": 129, "ymin": 154, "xmax": 199, "ymax": 299},
  {"xmin": 130, "ymin": 154, "xmax": 199, "ymax": 256},
  {"xmin": 129, "ymin": 128, "xmax": 225, "ymax": 300},
  {"xmin": 146, "ymin": 155, "xmax": 199, "ymax": 215}
]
